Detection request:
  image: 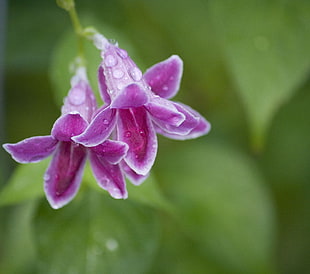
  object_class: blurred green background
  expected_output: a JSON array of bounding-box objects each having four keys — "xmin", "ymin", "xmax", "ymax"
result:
[{"xmin": 0, "ymin": 0, "xmax": 310, "ymax": 273}]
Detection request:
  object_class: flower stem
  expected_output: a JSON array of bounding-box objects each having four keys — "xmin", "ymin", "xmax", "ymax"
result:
[{"xmin": 57, "ymin": 0, "xmax": 86, "ymax": 67}]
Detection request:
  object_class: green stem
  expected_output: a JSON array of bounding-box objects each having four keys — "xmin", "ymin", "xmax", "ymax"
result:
[{"xmin": 60, "ymin": 0, "xmax": 86, "ymax": 67}]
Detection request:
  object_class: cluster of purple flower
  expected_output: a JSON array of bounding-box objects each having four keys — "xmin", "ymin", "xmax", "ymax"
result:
[{"xmin": 3, "ymin": 40, "xmax": 210, "ymax": 209}]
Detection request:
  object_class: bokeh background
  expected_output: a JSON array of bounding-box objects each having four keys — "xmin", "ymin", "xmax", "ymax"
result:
[{"xmin": 0, "ymin": 0, "xmax": 309, "ymax": 273}]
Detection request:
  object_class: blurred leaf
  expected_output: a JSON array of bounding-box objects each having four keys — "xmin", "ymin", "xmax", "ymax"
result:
[
  {"xmin": 262, "ymin": 81, "xmax": 310, "ymax": 273},
  {"xmin": 34, "ymin": 189, "xmax": 160, "ymax": 274},
  {"xmin": 208, "ymin": 0, "xmax": 310, "ymax": 150},
  {"xmin": 0, "ymin": 160, "xmax": 48, "ymax": 207},
  {"xmin": 156, "ymin": 140, "xmax": 276, "ymax": 273},
  {"xmin": 0, "ymin": 201, "xmax": 37, "ymax": 274}
]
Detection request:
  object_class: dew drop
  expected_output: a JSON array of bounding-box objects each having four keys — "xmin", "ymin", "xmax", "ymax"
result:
[
  {"xmin": 139, "ymin": 129, "xmax": 146, "ymax": 136},
  {"xmin": 106, "ymin": 238, "xmax": 119, "ymax": 251},
  {"xmin": 129, "ymin": 67, "xmax": 142, "ymax": 81},
  {"xmin": 111, "ymin": 188, "xmax": 123, "ymax": 199},
  {"xmin": 108, "ymin": 39, "xmax": 117, "ymax": 45},
  {"xmin": 69, "ymin": 87, "xmax": 86, "ymax": 105},
  {"xmin": 103, "ymin": 119, "xmax": 109, "ymax": 125},
  {"xmin": 124, "ymin": 131, "xmax": 132, "ymax": 138},
  {"xmin": 104, "ymin": 55, "xmax": 118, "ymax": 67},
  {"xmin": 44, "ymin": 174, "xmax": 50, "ymax": 181},
  {"xmin": 162, "ymin": 85, "xmax": 169, "ymax": 91},
  {"xmin": 112, "ymin": 69, "xmax": 124, "ymax": 79}
]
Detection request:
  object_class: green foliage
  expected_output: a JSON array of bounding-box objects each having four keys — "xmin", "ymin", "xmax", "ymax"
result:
[
  {"xmin": 156, "ymin": 141, "xmax": 276, "ymax": 273},
  {"xmin": 34, "ymin": 190, "xmax": 160, "ymax": 274},
  {"xmin": 0, "ymin": 160, "xmax": 48, "ymax": 206}
]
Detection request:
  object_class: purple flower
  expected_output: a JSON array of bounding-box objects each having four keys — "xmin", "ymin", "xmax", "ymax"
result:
[
  {"xmin": 73, "ymin": 43, "xmax": 211, "ymax": 179},
  {"xmin": 3, "ymin": 69, "xmax": 129, "ymax": 209}
]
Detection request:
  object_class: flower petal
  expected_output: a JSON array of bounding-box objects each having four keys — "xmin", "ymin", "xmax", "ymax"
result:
[
  {"xmin": 73, "ymin": 106, "xmax": 117, "ymax": 147},
  {"xmin": 117, "ymin": 107, "xmax": 157, "ymax": 176},
  {"xmin": 156, "ymin": 103, "xmax": 211, "ymax": 140},
  {"xmin": 121, "ymin": 161, "xmax": 149, "ymax": 186},
  {"xmin": 110, "ymin": 83, "xmax": 149, "ymax": 109},
  {"xmin": 51, "ymin": 113, "xmax": 88, "ymax": 142},
  {"xmin": 3, "ymin": 136, "xmax": 57, "ymax": 163},
  {"xmin": 145, "ymin": 95, "xmax": 185, "ymax": 127},
  {"xmin": 90, "ymin": 139, "xmax": 129, "ymax": 165},
  {"xmin": 144, "ymin": 55, "xmax": 183, "ymax": 99},
  {"xmin": 89, "ymin": 151, "xmax": 128, "ymax": 199},
  {"xmin": 44, "ymin": 142, "xmax": 87, "ymax": 209},
  {"xmin": 152, "ymin": 101, "xmax": 199, "ymax": 136},
  {"xmin": 98, "ymin": 65, "xmax": 111, "ymax": 105},
  {"xmin": 61, "ymin": 79, "xmax": 97, "ymax": 123}
]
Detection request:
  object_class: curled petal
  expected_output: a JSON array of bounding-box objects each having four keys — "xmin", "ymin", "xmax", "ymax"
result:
[
  {"xmin": 73, "ymin": 106, "xmax": 116, "ymax": 147},
  {"xmin": 145, "ymin": 96, "xmax": 185, "ymax": 127},
  {"xmin": 110, "ymin": 83, "xmax": 149, "ymax": 109},
  {"xmin": 156, "ymin": 103, "xmax": 211, "ymax": 140},
  {"xmin": 44, "ymin": 142, "xmax": 87, "ymax": 209},
  {"xmin": 98, "ymin": 65, "xmax": 111, "ymax": 105},
  {"xmin": 3, "ymin": 136, "xmax": 57, "ymax": 163},
  {"xmin": 90, "ymin": 140, "xmax": 129, "ymax": 165},
  {"xmin": 89, "ymin": 151, "xmax": 128, "ymax": 199},
  {"xmin": 121, "ymin": 161, "xmax": 149, "ymax": 186},
  {"xmin": 117, "ymin": 108, "xmax": 157, "ymax": 176},
  {"xmin": 51, "ymin": 113, "xmax": 88, "ymax": 142},
  {"xmin": 144, "ymin": 55, "xmax": 183, "ymax": 99},
  {"xmin": 152, "ymin": 102, "xmax": 199, "ymax": 135}
]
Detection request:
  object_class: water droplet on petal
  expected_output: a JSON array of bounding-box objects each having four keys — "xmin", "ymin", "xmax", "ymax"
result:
[
  {"xmin": 108, "ymin": 39, "xmax": 117, "ymax": 45},
  {"xmin": 103, "ymin": 119, "xmax": 109, "ymax": 125},
  {"xmin": 162, "ymin": 85, "xmax": 169, "ymax": 91},
  {"xmin": 44, "ymin": 174, "xmax": 50, "ymax": 181},
  {"xmin": 104, "ymin": 55, "xmax": 117, "ymax": 67},
  {"xmin": 129, "ymin": 67, "xmax": 142, "ymax": 81},
  {"xmin": 111, "ymin": 188, "xmax": 123, "ymax": 199},
  {"xmin": 139, "ymin": 129, "xmax": 146, "ymax": 137},
  {"xmin": 69, "ymin": 87, "xmax": 86, "ymax": 105},
  {"xmin": 112, "ymin": 69, "xmax": 124, "ymax": 79},
  {"xmin": 124, "ymin": 131, "xmax": 132, "ymax": 138}
]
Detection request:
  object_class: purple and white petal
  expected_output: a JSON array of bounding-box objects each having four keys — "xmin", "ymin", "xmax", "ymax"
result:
[
  {"xmin": 61, "ymin": 79, "xmax": 97, "ymax": 123},
  {"xmin": 89, "ymin": 151, "xmax": 128, "ymax": 199},
  {"xmin": 73, "ymin": 106, "xmax": 117, "ymax": 147},
  {"xmin": 145, "ymin": 95, "xmax": 185, "ymax": 127},
  {"xmin": 90, "ymin": 139, "xmax": 129, "ymax": 165},
  {"xmin": 3, "ymin": 136, "xmax": 57, "ymax": 163},
  {"xmin": 121, "ymin": 161, "xmax": 149, "ymax": 186},
  {"xmin": 144, "ymin": 55, "xmax": 183, "ymax": 99},
  {"xmin": 117, "ymin": 107, "xmax": 157, "ymax": 176},
  {"xmin": 110, "ymin": 83, "xmax": 149, "ymax": 109},
  {"xmin": 156, "ymin": 103, "xmax": 211, "ymax": 140},
  {"xmin": 44, "ymin": 142, "xmax": 87, "ymax": 209},
  {"xmin": 98, "ymin": 65, "xmax": 111, "ymax": 105},
  {"xmin": 51, "ymin": 113, "xmax": 88, "ymax": 142}
]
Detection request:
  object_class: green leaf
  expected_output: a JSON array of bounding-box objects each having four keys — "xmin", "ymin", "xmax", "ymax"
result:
[
  {"xmin": 156, "ymin": 141, "xmax": 276, "ymax": 273},
  {"xmin": 0, "ymin": 201, "xmax": 37, "ymax": 274},
  {"xmin": 34, "ymin": 189, "xmax": 160, "ymax": 274},
  {"xmin": 208, "ymin": 0, "xmax": 310, "ymax": 150},
  {"xmin": 0, "ymin": 160, "xmax": 48, "ymax": 207}
]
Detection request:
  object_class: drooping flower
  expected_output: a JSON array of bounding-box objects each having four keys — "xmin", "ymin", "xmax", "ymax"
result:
[
  {"xmin": 3, "ymin": 68, "xmax": 128, "ymax": 209},
  {"xmin": 73, "ymin": 42, "xmax": 211, "ymax": 180}
]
